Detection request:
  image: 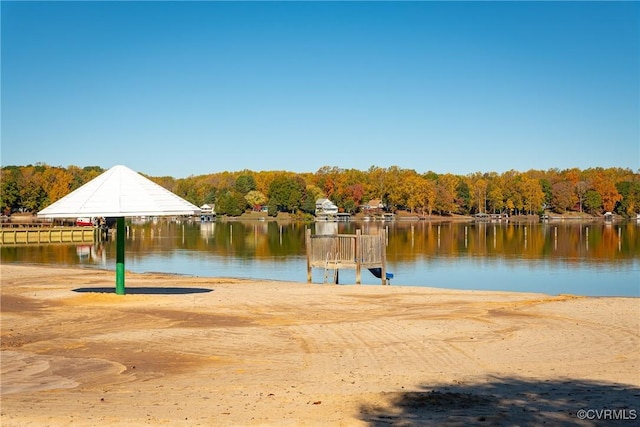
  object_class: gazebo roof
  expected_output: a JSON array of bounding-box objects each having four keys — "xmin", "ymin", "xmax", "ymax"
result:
[{"xmin": 38, "ymin": 165, "xmax": 200, "ymax": 218}]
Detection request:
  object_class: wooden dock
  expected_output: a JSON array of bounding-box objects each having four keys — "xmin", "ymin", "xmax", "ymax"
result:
[
  {"xmin": 0, "ymin": 226, "xmax": 96, "ymax": 245},
  {"xmin": 306, "ymin": 228, "xmax": 389, "ymax": 285}
]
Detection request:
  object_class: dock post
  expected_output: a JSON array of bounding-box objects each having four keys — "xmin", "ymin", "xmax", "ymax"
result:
[
  {"xmin": 115, "ymin": 217, "xmax": 126, "ymax": 295},
  {"xmin": 381, "ymin": 228, "xmax": 388, "ymax": 285},
  {"xmin": 306, "ymin": 229, "xmax": 312, "ymax": 283},
  {"xmin": 355, "ymin": 229, "xmax": 361, "ymax": 284}
]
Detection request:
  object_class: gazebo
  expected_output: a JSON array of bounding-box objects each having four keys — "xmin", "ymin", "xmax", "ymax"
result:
[{"xmin": 38, "ymin": 165, "xmax": 201, "ymax": 295}]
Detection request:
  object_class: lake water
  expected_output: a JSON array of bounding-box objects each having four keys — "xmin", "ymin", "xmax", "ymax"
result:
[{"xmin": 2, "ymin": 219, "xmax": 639, "ymax": 297}]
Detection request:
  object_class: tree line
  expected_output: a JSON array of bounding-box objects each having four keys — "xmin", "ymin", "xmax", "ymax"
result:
[{"xmin": 2, "ymin": 163, "xmax": 639, "ymax": 218}]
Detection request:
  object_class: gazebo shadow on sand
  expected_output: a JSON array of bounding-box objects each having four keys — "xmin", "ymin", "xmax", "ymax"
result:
[
  {"xmin": 359, "ymin": 376, "xmax": 640, "ymax": 426},
  {"xmin": 72, "ymin": 287, "xmax": 213, "ymax": 295}
]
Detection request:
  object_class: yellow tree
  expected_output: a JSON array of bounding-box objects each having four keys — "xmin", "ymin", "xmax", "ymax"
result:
[
  {"xmin": 487, "ymin": 184, "xmax": 504, "ymax": 214},
  {"xmin": 500, "ymin": 170, "xmax": 523, "ymax": 215},
  {"xmin": 245, "ymin": 190, "xmax": 268, "ymax": 210},
  {"xmin": 520, "ymin": 174, "xmax": 545, "ymax": 215},
  {"xmin": 435, "ymin": 173, "xmax": 459, "ymax": 214},
  {"xmin": 414, "ymin": 175, "xmax": 437, "ymax": 215},
  {"xmin": 41, "ymin": 167, "xmax": 73, "ymax": 203},
  {"xmin": 367, "ymin": 165, "xmax": 387, "ymax": 201},
  {"xmin": 401, "ymin": 172, "xmax": 422, "ymax": 213},
  {"xmin": 385, "ymin": 167, "xmax": 413, "ymax": 211},
  {"xmin": 468, "ymin": 174, "xmax": 488, "ymax": 214}
]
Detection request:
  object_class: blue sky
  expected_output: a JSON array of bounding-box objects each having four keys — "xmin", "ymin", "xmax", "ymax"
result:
[{"xmin": 2, "ymin": 1, "xmax": 638, "ymax": 178}]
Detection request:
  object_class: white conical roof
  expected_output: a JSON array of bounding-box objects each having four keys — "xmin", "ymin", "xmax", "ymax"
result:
[{"xmin": 38, "ymin": 165, "xmax": 201, "ymax": 218}]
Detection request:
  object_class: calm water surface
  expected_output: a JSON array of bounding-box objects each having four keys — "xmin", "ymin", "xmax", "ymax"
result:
[{"xmin": 2, "ymin": 219, "xmax": 639, "ymax": 297}]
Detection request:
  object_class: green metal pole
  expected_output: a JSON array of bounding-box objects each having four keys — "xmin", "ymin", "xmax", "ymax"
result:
[{"xmin": 115, "ymin": 217, "xmax": 126, "ymax": 295}]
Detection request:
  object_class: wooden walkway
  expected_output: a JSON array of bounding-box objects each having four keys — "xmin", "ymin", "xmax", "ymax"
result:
[
  {"xmin": 306, "ymin": 229, "xmax": 389, "ymax": 285},
  {"xmin": 0, "ymin": 226, "xmax": 96, "ymax": 245}
]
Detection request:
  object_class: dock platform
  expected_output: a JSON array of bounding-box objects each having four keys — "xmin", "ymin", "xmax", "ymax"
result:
[{"xmin": 306, "ymin": 228, "xmax": 390, "ymax": 285}]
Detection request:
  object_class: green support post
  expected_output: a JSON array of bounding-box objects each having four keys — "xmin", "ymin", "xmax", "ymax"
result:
[{"xmin": 116, "ymin": 217, "xmax": 126, "ymax": 295}]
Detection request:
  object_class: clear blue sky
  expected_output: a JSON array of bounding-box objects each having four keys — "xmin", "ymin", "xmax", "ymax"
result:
[{"xmin": 2, "ymin": 1, "xmax": 638, "ymax": 178}]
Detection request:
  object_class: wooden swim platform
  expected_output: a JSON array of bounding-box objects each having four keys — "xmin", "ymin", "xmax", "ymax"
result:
[{"xmin": 305, "ymin": 228, "xmax": 390, "ymax": 285}]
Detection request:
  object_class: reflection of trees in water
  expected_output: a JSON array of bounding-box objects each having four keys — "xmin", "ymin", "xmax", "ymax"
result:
[
  {"xmin": 380, "ymin": 221, "xmax": 639, "ymax": 264},
  {"xmin": 2, "ymin": 220, "xmax": 637, "ymax": 266}
]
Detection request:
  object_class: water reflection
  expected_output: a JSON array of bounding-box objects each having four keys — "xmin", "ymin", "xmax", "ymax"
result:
[{"xmin": 2, "ymin": 219, "xmax": 638, "ymax": 296}]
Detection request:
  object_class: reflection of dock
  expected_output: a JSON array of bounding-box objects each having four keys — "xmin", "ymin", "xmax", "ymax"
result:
[
  {"xmin": 474, "ymin": 213, "xmax": 509, "ymax": 222},
  {"xmin": 0, "ymin": 226, "xmax": 96, "ymax": 245},
  {"xmin": 361, "ymin": 213, "xmax": 395, "ymax": 221},
  {"xmin": 315, "ymin": 213, "xmax": 351, "ymax": 222}
]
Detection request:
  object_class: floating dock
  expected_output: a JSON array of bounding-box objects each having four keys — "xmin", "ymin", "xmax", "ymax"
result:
[{"xmin": 0, "ymin": 226, "xmax": 96, "ymax": 245}]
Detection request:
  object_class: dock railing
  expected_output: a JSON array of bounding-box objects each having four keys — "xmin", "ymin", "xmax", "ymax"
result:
[{"xmin": 306, "ymin": 228, "xmax": 389, "ymax": 285}]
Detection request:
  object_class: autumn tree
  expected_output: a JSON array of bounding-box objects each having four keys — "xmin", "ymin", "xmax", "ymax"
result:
[
  {"xmin": 520, "ymin": 174, "xmax": 545, "ymax": 215},
  {"xmin": 501, "ymin": 170, "xmax": 524, "ymax": 215},
  {"xmin": 468, "ymin": 174, "xmax": 488, "ymax": 214},
  {"xmin": 434, "ymin": 174, "xmax": 459, "ymax": 215},
  {"xmin": 401, "ymin": 173, "xmax": 422, "ymax": 214},
  {"xmin": 383, "ymin": 166, "xmax": 408, "ymax": 212},
  {"xmin": 406, "ymin": 174, "xmax": 437, "ymax": 215},
  {"xmin": 591, "ymin": 171, "xmax": 622, "ymax": 213},
  {"xmin": 551, "ymin": 181, "xmax": 576, "ymax": 213},
  {"xmin": 245, "ymin": 190, "xmax": 268, "ymax": 211},
  {"xmin": 18, "ymin": 166, "xmax": 47, "ymax": 212},
  {"xmin": 41, "ymin": 167, "xmax": 73, "ymax": 204},
  {"xmin": 575, "ymin": 181, "xmax": 590, "ymax": 213},
  {"xmin": 486, "ymin": 182, "xmax": 504, "ymax": 214}
]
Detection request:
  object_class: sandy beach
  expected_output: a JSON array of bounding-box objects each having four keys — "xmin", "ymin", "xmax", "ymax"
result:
[{"xmin": 1, "ymin": 264, "xmax": 638, "ymax": 426}]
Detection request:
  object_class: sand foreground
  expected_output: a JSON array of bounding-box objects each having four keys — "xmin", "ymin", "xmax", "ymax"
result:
[{"xmin": 1, "ymin": 264, "xmax": 639, "ymax": 426}]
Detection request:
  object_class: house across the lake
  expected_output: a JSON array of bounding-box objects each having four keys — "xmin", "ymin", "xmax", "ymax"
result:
[
  {"xmin": 315, "ymin": 198, "xmax": 350, "ymax": 222},
  {"xmin": 315, "ymin": 199, "xmax": 338, "ymax": 215},
  {"xmin": 362, "ymin": 199, "xmax": 384, "ymax": 213},
  {"xmin": 200, "ymin": 204, "xmax": 216, "ymax": 222}
]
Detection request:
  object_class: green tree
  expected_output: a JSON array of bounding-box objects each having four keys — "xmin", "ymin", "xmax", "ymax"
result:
[
  {"xmin": 583, "ymin": 189, "xmax": 603, "ymax": 214},
  {"xmin": 540, "ymin": 179, "xmax": 552, "ymax": 209},
  {"xmin": 268, "ymin": 175, "xmax": 306, "ymax": 213},
  {"xmin": 235, "ymin": 174, "xmax": 256, "ymax": 195},
  {"xmin": 0, "ymin": 169, "xmax": 21, "ymax": 214},
  {"xmin": 454, "ymin": 179, "xmax": 470, "ymax": 215},
  {"xmin": 217, "ymin": 190, "xmax": 246, "ymax": 216},
  {"xmin": 615, "ymin": 181, "xmax": 640, "ymax": 216}
]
